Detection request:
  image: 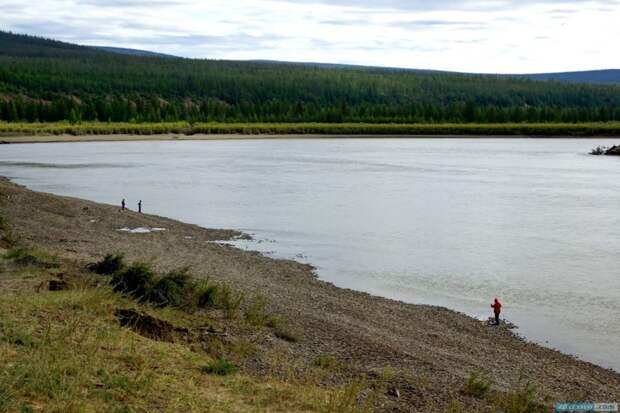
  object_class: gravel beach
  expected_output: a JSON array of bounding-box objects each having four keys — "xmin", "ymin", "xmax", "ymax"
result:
[{"xmin": 1, "ymin": 177, "xmax": 618, "ymax": 411}]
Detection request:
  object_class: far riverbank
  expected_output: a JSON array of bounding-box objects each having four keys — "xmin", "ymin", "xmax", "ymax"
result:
[{"xmin": 2, "ymin": 121, "xmax": 620, "ymax": 141}]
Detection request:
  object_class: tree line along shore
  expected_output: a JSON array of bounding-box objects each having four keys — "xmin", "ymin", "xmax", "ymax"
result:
[{"xmin": 2, "ymin": 121, "xmax": 620, "ymax": 138}]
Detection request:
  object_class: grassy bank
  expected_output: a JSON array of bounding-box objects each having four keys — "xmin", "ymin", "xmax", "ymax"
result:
[
  {"xmin": 2, "ymin": 121, "xmax": 620, "ymax": 137},
  {"xmin": 0, "ymin": 249, "xmax": 369, "ymax": 413}
]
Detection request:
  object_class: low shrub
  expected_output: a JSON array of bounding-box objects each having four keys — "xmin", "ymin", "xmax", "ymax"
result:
[
  {"xmin": 243, "ymin": 295, "xmax": 280, "ymax": 326},
  {"xmin": 464, "ymin": 372, "xmax": 491, "ymax": 399},
  {"xmin": 111, "ymin": 262, "xmax": 155, "ymax": 300},
  {"xmin": 244, "ymin": 295, "xmax": 271, "ymax": 326},
  {"xmin": 1, "ymin": 229, "xmax": 17, "ymax": 247},
  {"xmin": 325, "ymin": 380, "xmax": 373, "ymax": 413},
  {"xmin": 147, "ymin": 268, "xmax": 194, "ymax": 307},
  {"xmin": 0, "ymin": 214, "xmax": 16, "ymax": 246},
  {"xmin": 4, "ymin": 247, "xmax": 58, "ymax": 268},
  {"xmin": 495, "ymin": 381, "xmax": 545, "ymax": 413},
  {"xmin": 197, "ymin": 282, "xmax": 243, "ymax": 318},
  {"xmin": 196, "ymin": 285, "xmax": 219, "ymax": 307},
  {"xmin": 201, "ymin": 358, "xmax": 237, "ymax": 376},
  {"xmin": 88, "ymin": 254, "xmax": 125, "ymax": 275},
  {"xmin": 216, "ymin": 284, "xmax": 243, "ymax": 318}
]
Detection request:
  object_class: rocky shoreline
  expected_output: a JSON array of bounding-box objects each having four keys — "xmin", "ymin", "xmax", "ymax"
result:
[
  {"xmin": 1, "ymin": 177, "xmax": 618, "ymax": 411},
  {"xmin": 590, "ymin": 144, "xmax": 620, "ymax": 155}
]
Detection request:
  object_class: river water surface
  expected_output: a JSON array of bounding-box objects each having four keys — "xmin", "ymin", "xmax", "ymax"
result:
[{"xmin": 1, "ymin": 138, "xmax": 619, "ymax": 370}]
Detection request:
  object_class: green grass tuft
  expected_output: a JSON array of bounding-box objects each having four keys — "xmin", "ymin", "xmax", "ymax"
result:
[
  {"xmin": 244, "ymin": 295, "xmax": 271, "ymax": 326},
  {"xmin": 4, "ymin": 247, "xmax": 59, "ymax": 268},
  {"xmin": 88, "ymin": 253, "xmax": 125, "ymax": 275},
  {"xmin": 201, "ymin": 358, "xmax": 237, "ymax": 376},
  {"xmin": 196, "ymin": 282, "xmax": 243, "ymax": 318},
  {"xmin": 147, "ymin": 268, "xmax": 194, "ymax": 308},
  {"xmin": 494, "ymin": 381, "xmax": 546, "ymax": 413},
  {"xmin": 313, "ymin": 354, "xmax": 340, "ymax": 371},
  {"xmin": 196, "ymin": 284, "xmax": 219, "ymax": 307},
  {"xmin": 0, "ymin": 213, "xmax": 16, "ymax": 246},
  {"xmin": 111, "ymin": 262, "xmax": 155, "ymax": 300},
  {"xmin": 464, "ymin": 372, "xmax": 491, "ymax": 399}
]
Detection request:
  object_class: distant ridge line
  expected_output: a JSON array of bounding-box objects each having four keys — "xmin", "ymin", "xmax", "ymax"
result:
[
  {"xmin": 1, "ymin": 30, "xmax": 618, "ymax": 84},
  {"xmin": 247, "ymin": 59, "xmax": 620, "ymax": 84}
]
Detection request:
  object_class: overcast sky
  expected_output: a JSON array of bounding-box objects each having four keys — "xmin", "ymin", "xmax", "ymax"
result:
[{"xmin": 2, "ymin": 0, "xmax": 619, "ymax": 73}]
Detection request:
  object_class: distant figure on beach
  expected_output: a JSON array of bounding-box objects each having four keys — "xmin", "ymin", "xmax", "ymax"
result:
[
  {"xmin": 121, "ymin": 199, "xmax": 126, "ymax": 210},
  {"xmin": 138, "ymin": 200, "xmax": 142, "ymax": 213},
  {"xmin": 491, "ymin": 298, "xmax": 502, "ymax": 325}
]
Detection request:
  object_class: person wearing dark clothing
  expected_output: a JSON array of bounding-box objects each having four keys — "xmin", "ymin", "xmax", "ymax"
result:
[
  {"xmin": 491, "ymin": 298, "xmax": 502, "ymax": 325},
  {"xmin": 121, "ymin": 199, "xmax": 126, "ymax": 210},
  {"xmin": 138, "ymin": 200, "xmax": 142, "ymax": 213}
]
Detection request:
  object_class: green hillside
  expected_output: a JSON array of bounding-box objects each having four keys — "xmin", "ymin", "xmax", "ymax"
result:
[{"xmin": 2, "ymin": 31, "xmax": 620, "ymax": 124}]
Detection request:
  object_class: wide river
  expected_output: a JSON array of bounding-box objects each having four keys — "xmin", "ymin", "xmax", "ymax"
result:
[{"xmin": 1, "ymin": 138, "xmax": 619, "ymax": 370}]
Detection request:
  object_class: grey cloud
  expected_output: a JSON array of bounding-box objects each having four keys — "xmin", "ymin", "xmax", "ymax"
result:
[
  {"xmin": 7, "ymin": 20, "xmax": 87, "ymax": 41},
  {"xmin": 273, "ymin": 0, "xmax": 620, "ymax": 12},
  {"xmin": 319, "ymin": 16, "xmax": 488, "ymax": 31},
  {"xmin": 0, "ymin": 2, "xmax": 26, "ymax": 13},
  {"xmin": 86, "ymin": 32, "xmax": 288, "ymax": 54},
  {"xmin": 320, "ymin": 18, "xmax": 368, "ymax": 25},
  {"xmin": 549, "ymin": 8, "xmax": 579, "ymax": 14},
  {"xmin": 74, "ymin": 0, "xmax": 189, "ymax": 7},
  {"xmin": 5, "ymin": 14, "xmax": 284, "ymax": 53},
  {"xmin": 391, "ymin": 19, "xmax": 486, "ymax": 29},
  {"xmin": 453, "ymin": 38, "xmax": 486, "ymax": 44}
]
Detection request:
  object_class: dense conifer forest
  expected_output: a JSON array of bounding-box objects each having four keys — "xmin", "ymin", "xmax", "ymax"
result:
[{"xmin": 2, "ymin": 31, "xmax": 620, "ymax": 125}]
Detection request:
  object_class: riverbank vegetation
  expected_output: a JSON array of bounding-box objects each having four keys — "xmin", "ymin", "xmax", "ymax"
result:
[
  {"xmin": 2, "ymin": 121, "xmax": 620, "ymax": 137},
  {"xmin": 0, "ymin": 244, "xmax": 370, "ymax": 412},
  {"xmin": 2, "ymin": 32, "xmax": 620, "ymax": 127}
]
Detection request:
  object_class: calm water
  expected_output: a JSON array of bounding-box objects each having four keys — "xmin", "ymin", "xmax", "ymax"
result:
[{"xmin": 1, "ymin": 138, "xmax": 619, "ymax": 370}]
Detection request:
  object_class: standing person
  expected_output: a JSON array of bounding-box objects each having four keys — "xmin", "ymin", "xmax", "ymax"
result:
[
  {"xmin": 121, "ymin": 199, "xmax": 126, "ymax": 210},
  {"xmin": 138, "ymin": 200, "xmax": 142, "ymax": 213},
  {"xmin": 491, "ymin": 298, "xmax": 502, "ymax": 325}
]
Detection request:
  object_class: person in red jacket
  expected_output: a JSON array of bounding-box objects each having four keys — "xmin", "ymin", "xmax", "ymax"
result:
[{"xmin": 491, "ymin": 298, "xmax": 502, "ymax": 325}]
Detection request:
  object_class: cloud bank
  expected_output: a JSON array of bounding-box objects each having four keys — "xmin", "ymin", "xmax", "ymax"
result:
[{"xmin": 1, "ymin": 0, "xmax": 619, "ymax": 73}]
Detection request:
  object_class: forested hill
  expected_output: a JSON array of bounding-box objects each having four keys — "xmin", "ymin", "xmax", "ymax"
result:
[
  {"xmin": 1, "ymin": 31, "xmax": 620, "ymax": 124},
  {"xmin": 253, "ymin": 60, "xmax": 620, "ymax": 85},
  {"xmin": 89, "ymin": 46, "xmax": 177, "ymax": 58}
]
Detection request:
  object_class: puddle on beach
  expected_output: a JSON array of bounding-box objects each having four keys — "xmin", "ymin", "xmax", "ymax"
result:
[{"xmin": 117, "ymin": 227, "xmax": 166, "ymax": 234}]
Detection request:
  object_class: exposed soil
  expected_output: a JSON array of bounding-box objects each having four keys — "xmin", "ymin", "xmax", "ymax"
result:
[
  {"xmin": 1, "ymin": 177, "xmax": 618, "ymax": 411},
  {"xmin": 114, "ymin": 308, "xmax": 178, "ymax": 342}
]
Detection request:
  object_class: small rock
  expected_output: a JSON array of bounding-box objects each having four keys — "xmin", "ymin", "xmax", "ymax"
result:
[
  {"xmin": 387, "ymin": 387, "xmax": 400, "ymax": 398},
  {"xmin": 606, "ymin": 145, "xmax": 620, "ymax": 156}
]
